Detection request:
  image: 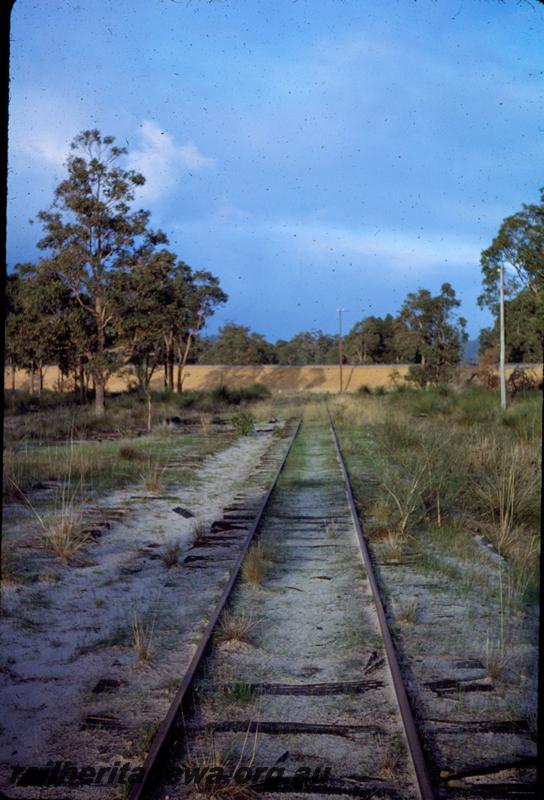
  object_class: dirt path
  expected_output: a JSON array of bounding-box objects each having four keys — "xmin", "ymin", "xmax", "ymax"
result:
[{"xmin": 155, "ymin": 420, "xmax": 418, "ymax": 800}]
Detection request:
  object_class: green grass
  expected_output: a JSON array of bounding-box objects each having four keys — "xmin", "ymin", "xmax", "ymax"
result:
[
  {"xmin": 3, "ymin": 383, "xmax": 272, "ymax": 444},
  {"xmin": 3, "ymin": 431, "xmax": 228, "ymax": 507}
]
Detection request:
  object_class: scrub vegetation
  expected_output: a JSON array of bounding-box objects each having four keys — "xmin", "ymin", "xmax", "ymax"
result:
[{"xmin": 332, "ymin": 384, "xmax": 541, "ymax": 606}]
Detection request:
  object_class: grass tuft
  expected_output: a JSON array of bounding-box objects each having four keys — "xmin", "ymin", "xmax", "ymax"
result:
[
  {"xmin": 242, "ymin": 543, "xmax": 267, "ymax": 587},
  {"xmin": 217, "ymin": 610, "xmax": 256, "ymax": 645},
  {"xmin": 160, "ymin": 538, "xmax": 183, "ymax": 568},
  {"xmin": 44, "ymin": 507, "xmax": 90, "ymax": 560},
  {"xmin": 132, "ymin": 612, "xmax": 155, "ymax": 663}
]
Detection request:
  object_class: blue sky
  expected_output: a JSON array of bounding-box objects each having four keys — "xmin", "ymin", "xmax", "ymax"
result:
[{"xmin": 7, "ymin": 0, "xmax": 544, "ymax": 340}]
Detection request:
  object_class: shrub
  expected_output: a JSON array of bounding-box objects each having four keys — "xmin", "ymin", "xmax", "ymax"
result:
[
  {"xmin": 465, "ymin": 436, "xmax": 540, "ymax": 551},
  {"xmin": 118, "ymin": 445, "xmax": 144, "ymax": 462},
  {"xmin": 232, "ymin": 410, "xmax": 255, "ymax": 436}
]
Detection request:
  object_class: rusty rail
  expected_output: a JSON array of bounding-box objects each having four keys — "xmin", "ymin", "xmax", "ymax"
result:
[
  {"xmin": 127, "ymin": 419, "xmax": 302, "ymax": 800},
  {"xmin": 328, "ymin": 411, "xmax": 435, "ymax": 800}
]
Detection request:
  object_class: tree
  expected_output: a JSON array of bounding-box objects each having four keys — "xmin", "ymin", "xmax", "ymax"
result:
[
  {"xmin": 202, "ymin": 323, "xmax": 276, "ymax": 365},
  {"xmin": 35, "ymin": 129, "xmax": 166, "ymax": 416},
  {"xmin": 112, "ymin": 249, "xmax": 177, "ymax": 395},
  {"xmin": 396, "ymin": 283, "xmax": 467, "ymax": 385},
  {"xmin": 5, "ymin": 263, "xmax": 78, "ymax": 394},
  {"xmin": 274, "ymin": 331, "xmax": 336, "ymax": 365},
  {"xmin": 4, "ymin": 272, "xmax": 22, "ymax": 391},
  {"xmin": 479, "ymin": 187, "xmax": 544, "ymax": 308},
  {"xmin": 174, "ymin": 269, "xmax": 227, "ymax": 391},
  {"xmin": 479, "ymin": 289, "xmax": 543, "ymax": 363},
  {"xmin": 344, "ymin": 314, "xmax": 397, "ymax": 364},
  {"xmin": 478, "ymin": 186, "xmax": 544, "ymax": 360}
]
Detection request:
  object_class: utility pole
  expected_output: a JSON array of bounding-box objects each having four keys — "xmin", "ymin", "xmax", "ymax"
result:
[
  {"xmin": 499, "ymin": 262, "xmax": 506, "ymax": 410},
  {"xmin": 337, "ymin": 308, "xmax": 345, "ymax": 393}
]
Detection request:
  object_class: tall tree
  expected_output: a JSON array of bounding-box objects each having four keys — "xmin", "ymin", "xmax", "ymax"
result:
[
  {"xmin": 396, "ymin": 283, "xmax": 467, "ymax": 385},
  {"xmin": 5, "ymin": 264, "xmax": 77, "ymax": 394},
  {"xmin": 174, "ymin": 269, "xmax": 227, "ymax": 391},
  {"xmin": 479, "ymin": 289, "xmax": 543, "ymax": 363},
  {"xmin": 35, "ymin": 129, "xmax": 166, "ymax": 416},
  {"xmin": 478, "ymin": 186, "xmax": 544, "ymax": 359},
  {"xmin": 4, "ymin": 272, "xmax": 22, "ymax": 391},
  {"xmin": 344, "ymin": 314, "xmax": 397, "ymax": 364}
]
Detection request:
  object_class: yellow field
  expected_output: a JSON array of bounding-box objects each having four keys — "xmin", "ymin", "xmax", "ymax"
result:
[{"xmin": 4, "ymin": 363, "xmax": 542, "ymax": 394}]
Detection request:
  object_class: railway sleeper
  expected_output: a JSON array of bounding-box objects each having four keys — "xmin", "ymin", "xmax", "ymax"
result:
[
  {"xmin": 440, "ymin": 756, "xmax": 537, "ymax": 782},
  {"xmin": 186, "ymin": 720, "xmax": 387, "ymax": 736},
  {"xmin": 431, "ymin": 720, "xmax": 530, "ymax": 735},
  {"xmin": 425, "ymin": 678, "xmax": 494, "ymax": 694},
  {"xmin": 217, "ymin": 679, "xmax": 384, "ymax": 695},
  {"xmin": 442, "ymin": 781, "xmax": 535, "ymax": 797}
]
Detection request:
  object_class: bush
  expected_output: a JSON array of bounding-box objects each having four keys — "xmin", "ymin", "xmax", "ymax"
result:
[
  {"xmin": 232, "ymin": 410, "xmax": 255, "ymax": 436},
  {"xmin": 4, "ymin": 389, "xmax": 79, "ymax": 415},
  {"xmin": 500, "ymin": 393, "xmax": 542, "ymax": 442}
]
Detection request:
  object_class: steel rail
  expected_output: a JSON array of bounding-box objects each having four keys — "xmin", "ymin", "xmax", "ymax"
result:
[
  {"xmin": 127, "ymin": 419, "xmax": 302, "ymax": 800},
  {"xmin": 328, "ymin": 412, "xmax": 435, "ymax": 800}
]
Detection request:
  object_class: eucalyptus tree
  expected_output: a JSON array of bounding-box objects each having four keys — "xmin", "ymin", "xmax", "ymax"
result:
[
  {"xmin": 5, "ymin": 263, "xmax": 77, "ymax": 393},
  {"xmin": 4, "ymin": 272, "xmax": 22, "ymax": 391},
  {"xmin": 174, "ymin": 269, "xmax": 227, "ymax": 391},
  {"xmin": 203, "ymin": 323, "xmax": 276, "ymax": 365},
  {"xmin": 478, "ymin": 186, "xmax": 544, "ymax": 360},
  {"xmin": 396, "ymin": 283, "xmax": 467, "ymax": 385},
  {"xmin": 35, "ymin": 129, "xmax": 167, "ymax": 416}
]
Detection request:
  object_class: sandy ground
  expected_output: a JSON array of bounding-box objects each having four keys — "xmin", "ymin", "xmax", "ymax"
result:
[
  {"xmin": 6, "ymin": 364, "xmax": 541, "ymax": 395},
  {"xmin": 155, "ymin": 421, "xmax": 419, "ymax": 800},
  {"xmin": 0, "ymin": 424, "xmax": 292, "ymax": 797}
]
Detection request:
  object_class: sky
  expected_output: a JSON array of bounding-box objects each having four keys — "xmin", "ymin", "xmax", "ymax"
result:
[{"xmin": 7, "ymin": 0, "xmax": 544, "ymax": 341}]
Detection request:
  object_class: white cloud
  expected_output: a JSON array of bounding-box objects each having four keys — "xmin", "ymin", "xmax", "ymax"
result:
[
  {"xmin": 127, "ymin": 120, "xmax": 215, "ymax": 201},
  {"xmin": 18, "ymin": 134, "xmax": 68, "ymax": 168},
  {"xmin": 267, "ymin": 221, "xmax": 483, "ymax": 272}
]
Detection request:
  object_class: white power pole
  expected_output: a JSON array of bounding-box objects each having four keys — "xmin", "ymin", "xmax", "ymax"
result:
[
  {"xmin": 499, "ymin": 262, "xmax": 506, "ymax": 410},
  {"xmin": 337, "ymin": 308, "xmax": 345, "ymax": 393}
]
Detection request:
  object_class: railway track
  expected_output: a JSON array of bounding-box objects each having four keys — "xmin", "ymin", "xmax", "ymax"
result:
[{"xmin": 128, "ymin": 416, "xmax": 433, "ymax": 800}]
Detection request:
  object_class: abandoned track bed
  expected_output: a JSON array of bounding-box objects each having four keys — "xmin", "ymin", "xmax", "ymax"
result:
[
  {"xmin": 129, "ymin": 419, "xmax": 434, "ymax": 800},
  {"xmin": 129, "ymin": 416, "xmax": 537, "ymax": 800}
]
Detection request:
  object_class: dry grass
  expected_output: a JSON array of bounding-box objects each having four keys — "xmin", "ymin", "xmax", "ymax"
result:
[
  {"xmin": 241, "ymin": 543, "xmax": 267, "ymax": 587},
  {"xmin": 375, "ymin": 733, "xmax": 407, "ymax": 779},
  {"xmin": 395, "ymin": 599, "xmax": 419, "ymax": 624},
  {"xmin": 161, "ymin": 538, "xmax": 183, "ymax": 568},
  {"xmin": 183, "ymin": 722, "xmax": 259, "ymax": 800},
  {"xmin": 44, "ymin": 507, "xmax": 90, "ymax": 560},
  {"xmin": 140, "ymin": 457, "xmax": 168, "ymax": 492},
  {"xmin": 192, "ymin": 520, "xmax": 209, "ymax": 543},
  {"xmin": 468, "ymin": 437, "xmax": 540, "ymax": 553},
  {"xmin": 379, "ymin": 531, "xmax": 408, "ymax": 563},
  {"xmin": 132, "ymin": 612, "xmax": 155, "ymax": 663},
  {"xmin": 217, "ymin": 610, "xmax": 257, "ymax": 645},
  {"xmin": 485, "ymin": 635, "xmax": 509, "ymax": 681}
]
